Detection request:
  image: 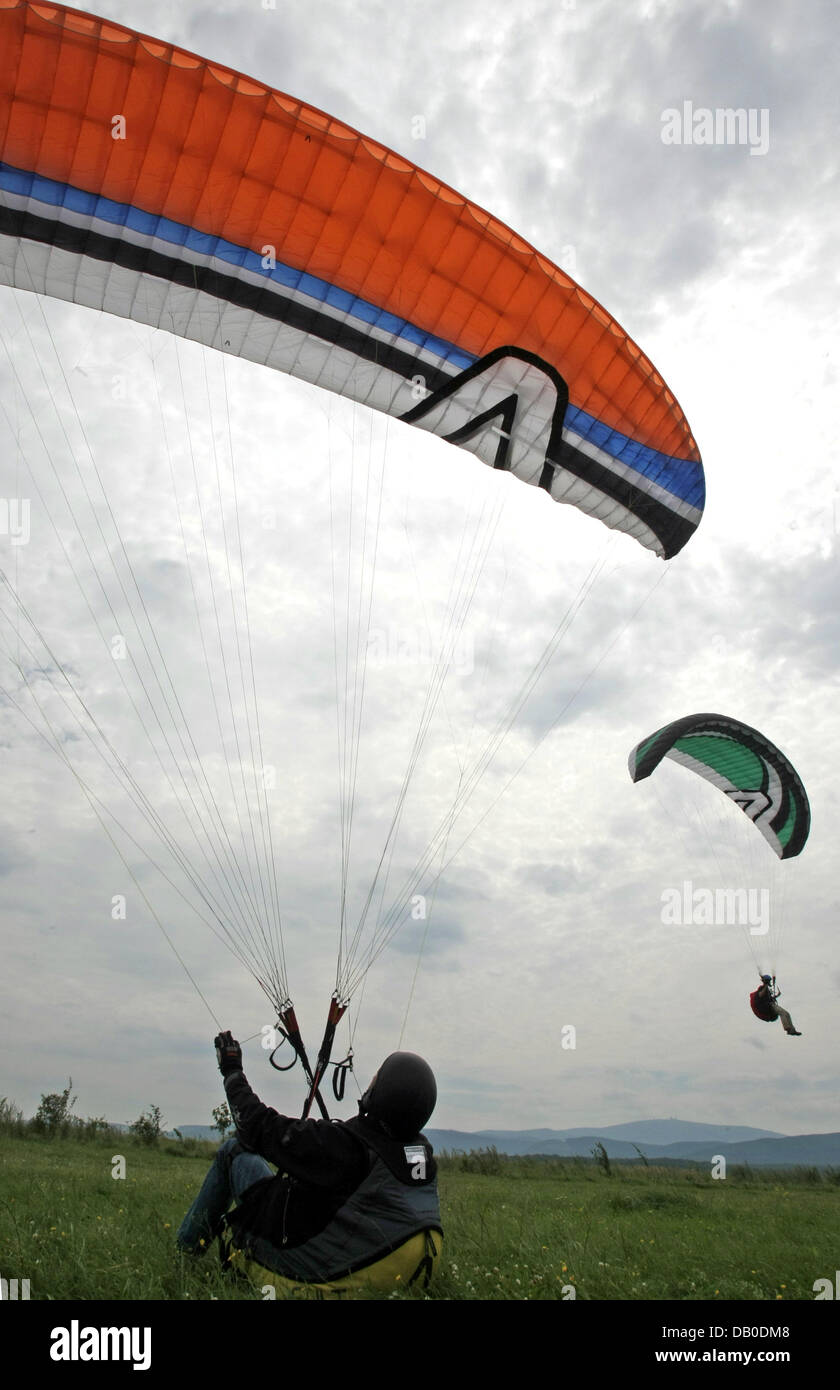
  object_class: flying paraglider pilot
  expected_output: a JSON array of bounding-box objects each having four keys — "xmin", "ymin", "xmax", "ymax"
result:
[
  {"xmin": 176, "ymin": 1033, "xmax": 442, "ymax": 1291},
  {"xmin": 749, "ymin": 976, "xmax": 802, "ymax": 1035}
]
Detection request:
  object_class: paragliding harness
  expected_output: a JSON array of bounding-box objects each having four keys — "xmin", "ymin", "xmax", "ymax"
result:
[
  {"xmin": 750, "ymin": 975, "xmax": 780, "ymax": 1023},
  {"xmin": 218, "ymin": 1106, "xmax": 445, "ymax": 1289},
  {"xmin": 268, "ymin": 994, "xmax": 354, "ymax": 1120},
  {"xmin": 219, "ymin": 1219, "xmax": 442, "ymax": 1299},
  {"xmin": 217, "ymin": 1118, "xmax": 442, "ymax": 1297},
  {"xmin": 223, "ymin": 996, "xmax": 442, "ymax": 1295}
]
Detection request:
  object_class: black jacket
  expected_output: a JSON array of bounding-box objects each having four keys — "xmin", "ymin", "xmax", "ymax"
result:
[{"xmin": 223, "ymin": 1070, "xmax": 440, "ymax": 1270}]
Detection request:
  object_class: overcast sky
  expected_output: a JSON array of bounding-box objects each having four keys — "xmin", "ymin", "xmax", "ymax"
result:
[{"xmin": 1, "ymin": 0, "xmax": 838, "ymax": 1140}]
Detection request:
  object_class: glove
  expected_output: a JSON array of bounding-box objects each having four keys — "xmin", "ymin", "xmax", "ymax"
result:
[{"xmin": 214, "ymin": 1030, "xmax": 243, "ymax": 1077}]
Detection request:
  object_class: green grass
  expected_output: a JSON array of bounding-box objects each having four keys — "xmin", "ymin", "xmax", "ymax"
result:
[{"xmin": 1, "ymin": 1134, "xmax": 836, "ymax": 1301}]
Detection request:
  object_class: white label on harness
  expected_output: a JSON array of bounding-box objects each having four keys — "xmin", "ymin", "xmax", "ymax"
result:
[{"xmin": 404, "ymin": 1145, "xmax": 427, "ymax": 1180}]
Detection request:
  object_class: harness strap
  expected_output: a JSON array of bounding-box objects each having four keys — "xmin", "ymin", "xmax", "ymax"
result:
[
  {"xmin": 407, "ymin": 1230, "xmax": 440, "ymax": 1288},
  {"xmin": 302, "ymin": 994, "xmax": 347, "ymax": 1119}
]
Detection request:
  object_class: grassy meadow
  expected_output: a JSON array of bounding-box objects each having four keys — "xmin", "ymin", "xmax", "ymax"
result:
[{"xmin": 1, "ymin": 1128, "xmax": 837, "ymax": 1302}]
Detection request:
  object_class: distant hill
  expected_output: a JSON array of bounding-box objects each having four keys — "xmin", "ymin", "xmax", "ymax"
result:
[
  {"xmin": 425, "ymin": 1118, "xmax": 780, "ymax": 1153},
  {"xmin": 164, "ymin": 1118, "xmax": 840, "ymax": 1168},
  {"xmin": 558, "ymin": 1119, "xmax": 784, "ymax": 1145},
  {"xmin": 425, "ymin": 1124, "xmax": 840, "ymax": 1168},
  {"xmin": 647, "ymin": 1133, "xmax": 840, "ymax": 1166},
  {"xmin": 166, "ymin": 1125, "xmax": 222, "ymax": 1142}
]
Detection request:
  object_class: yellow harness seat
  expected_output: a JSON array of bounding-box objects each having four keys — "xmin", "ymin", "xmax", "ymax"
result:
[{"xmin": 224, "ymin": 1227, "xmax": 443, "ymax": 1300}]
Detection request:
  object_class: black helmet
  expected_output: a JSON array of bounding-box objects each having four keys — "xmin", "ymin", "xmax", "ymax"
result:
[{"xmin": 360, "ymin": 1052, "xmax": 437, "ymax": 1139}]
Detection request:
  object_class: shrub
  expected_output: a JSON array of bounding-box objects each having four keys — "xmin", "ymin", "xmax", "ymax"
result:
[
  {"xmin": 78, "ymin": 1115, "xmax": 116, "ymax": 1140},
  {"xmin": 33, "ymin": 1078, "xmax": 77, "ymax": 1136},
  {"xmin": 212, "ymin": 1103, "xmax": 234, "ymax": 1141},
  {"xmin": 592, "ymin": 1140, "xmax": 612, "ymax": 1177},
  {"xmin": 0, "ymin": 1096, "xmax": 26, "ymax": 1136},
  {"xmin": 130, "ymin": 1105, "xmax": 163, "ymax": 1145}
]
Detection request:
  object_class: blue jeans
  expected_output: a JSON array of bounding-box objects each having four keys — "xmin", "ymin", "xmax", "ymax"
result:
[{"xmin": 177, "ymin": 1138, "xmax": 273, "ymax": 1254}]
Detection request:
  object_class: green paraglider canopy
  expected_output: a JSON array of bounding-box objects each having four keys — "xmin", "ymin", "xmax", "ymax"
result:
[{"xmin": 628, "ymin": 713, "xmax": 810, "ymax": 861}]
